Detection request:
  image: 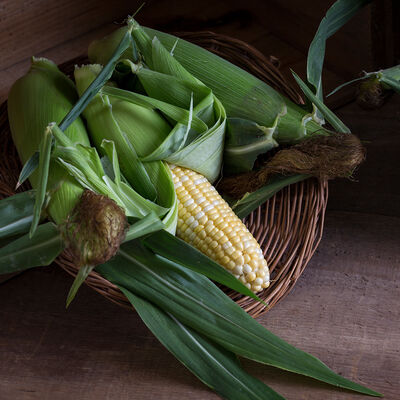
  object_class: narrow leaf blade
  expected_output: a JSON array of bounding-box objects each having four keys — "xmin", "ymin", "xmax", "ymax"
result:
[
  {"xmin": 96, "ymin": 242, "xmax": 381, "ymax": 397},
  {"xmin": 232, "ymin": 174, "xmax": 309, "ymax": 219},
  {"xmin": 291, "ymin": 71, "xmax": 350, "ymax": 133},
  {"xmin": 121, "ymin": 289, "xmax": 285, "ymax": 400},
  {"xmin": 0, "ymin": 222, "xmax": 63, "ymax": 274},
  {"xmin": 30, "ymin": 126, "xmax": 53, "ymax": 237},
  {"xmin": 17, "ymin": 152, "xmax": 39, "ymax": 188},
  {"xmin": 59, "ymin": 25, "xmax": 133, "ymax": 131},
  {"xmin": 142, "ymin": 230, "xmax": 264, "ymax": 303},
  {"xmin": 0, "ymin": 191, "xmax": 35, "ymax": 239}
]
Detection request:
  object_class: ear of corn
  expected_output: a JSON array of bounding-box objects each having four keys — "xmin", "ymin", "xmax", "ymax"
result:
[
  {"xmin": 88, "ymin": 22, "xmax": 332, "ymax": 147},
  {"xmin": 7, "ymin": 58, "xmax": 90, "ymax": 224},
  {"xmin": 73, "ymin": 65, "xmax": 179, "ymax": 233},
  {"xmin": 170, "ymin": 165, "xmax": 269, "ymax": 292},
  {"xmin": 85, "ymin": 34, "xmax": 269, "ymax": 291}
]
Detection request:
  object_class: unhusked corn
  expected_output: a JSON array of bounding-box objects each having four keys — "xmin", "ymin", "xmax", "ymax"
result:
[{"xmin": 169, "ymin": 164, "xmax": 270, "ymax": 292}]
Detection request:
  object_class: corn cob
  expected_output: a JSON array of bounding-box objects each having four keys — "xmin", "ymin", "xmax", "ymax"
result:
[{"xmin": 170, "ymin": 164, "xmax": 269, "ymax": 292}]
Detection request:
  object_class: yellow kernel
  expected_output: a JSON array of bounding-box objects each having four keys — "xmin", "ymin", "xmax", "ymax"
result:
[
  {"xmin": 210, "ymin": 240, "xmax": 219, "ymax": 249},
  {"xmin": 227, "ymin": 260, "xmax": 236, "ymax": 270},
  {"xmin": 221, "ymin": 256, "xmax": 230, "ymax": 265},
  {"xmin": 246, "ymin": 272, "xmax": 256, "ymax": 282},
  {"xmin": 216, "ymin": 250, "xmax": 225, "ymax": 260},
  {"xmin": 214, "ymin": 231, "xmax": 224, "ymax": 241},
  {"xmin": 231, "ymin": 250, "xmax": 242, "ymax": 261},
  {"xmin": 198, "ymin": 230, "xmax": 207, "ymax": 240},
  {"xmin": 198, "ymin": 216, "xmax": 208, "ymax": 225}
]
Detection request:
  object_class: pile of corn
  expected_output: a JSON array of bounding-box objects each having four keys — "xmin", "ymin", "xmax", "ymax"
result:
[{"xmin": 7, "ymin": 20, "xmax": 274, "ymax": 293}]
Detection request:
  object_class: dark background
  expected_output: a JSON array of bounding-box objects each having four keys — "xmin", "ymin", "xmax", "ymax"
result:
[{"xmin": 0, "ymin": 1, "xmax": 399, "ymax": 399}]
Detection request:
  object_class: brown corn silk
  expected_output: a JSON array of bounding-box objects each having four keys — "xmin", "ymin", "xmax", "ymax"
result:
[{"xmin": 0, "ymin": 32, "xmax": 328, "ymax": 317}]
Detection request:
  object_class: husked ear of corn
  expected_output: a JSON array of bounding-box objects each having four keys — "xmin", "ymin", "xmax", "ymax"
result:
[{"xmin": 170, "ymin": 165, "xmax": 269, "ymax": 292}]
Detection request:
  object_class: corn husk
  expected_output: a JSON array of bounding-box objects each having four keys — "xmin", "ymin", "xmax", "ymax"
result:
[{"xmin": 7, "ymin": 58, "xmax": 90, "ymax": 223}]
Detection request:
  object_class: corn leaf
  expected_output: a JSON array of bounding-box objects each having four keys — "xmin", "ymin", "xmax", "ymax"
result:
[
  {"xmin": 74, "ymin": 66, "xmax": 158, "ymax": 201},
  {"xmin": 307, "ymin": 0, "xmax": 373, "ymax": 103},
  {"xmin": 142, "ymin": 230, "xmax": 264, "ymax": 303},
  {"xmin": 101, "ymin": 85, "xmax": 207, "ymax": 133},
  {"xmin": 120, "ymin": 289, "xmax": 285, "ymax": 400},
  {"xmin": 291, "ymin": 71, "xmax": 350, "ymax": 134},
  {"xmin": 29, "ymin": 125, "xmax": 53, "ymax": 238},
  {"xmin": 224, "ymin": 117, "xmax": 280, "ymax": 175},
  {"xmin": 380, "ymin": 75, "xmax": 400, "ymax": 94},
  {"xmin": 96, "ymin": 241, "xmax": 380, "ymax": 397},
  {"xmin": 0, "ymin": 222, "xmax": 63, "ymax": 274},
  {"xmin": 231, "ymin": 175, "xmax": 309, "ymax": 219},
  {"xmin": 66, "ymin": 264, "xmax": 95, "ymax": 308},
  {"xmin": 327, "ymin": 75, "xmax": 372, "ymax": 97},
  {"xmin": 59, "ymin": 25, "xmax": 134, "ymax": 132},
  {"xmin": 139, "ymin": 26, "xmax": 286, "ymax": 129},
  {"xmin": 124, "ymin": 212, "xmax": 164, "ymax": 242},
  {"xmin": 0, "ymin": 191, "xmax": 35, "ymax": 239},
  {"xmin": 16, "ymin": 152, "xmax": 39, "ymax": 188}
]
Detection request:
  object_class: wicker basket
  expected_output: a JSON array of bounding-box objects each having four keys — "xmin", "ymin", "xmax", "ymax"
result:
[{"xmin": 0, "ymin": 32, "xmax": 328, "ymax": 318}]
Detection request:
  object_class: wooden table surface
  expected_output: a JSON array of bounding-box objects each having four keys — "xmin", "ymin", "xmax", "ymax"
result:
[{"xmin": 1, "ymin": 2, "xmax": 399, "ymax": 400}]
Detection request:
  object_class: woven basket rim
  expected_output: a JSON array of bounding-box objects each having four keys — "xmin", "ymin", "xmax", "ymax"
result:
[{"xmin": 0, "ymin": 30, "xmax": 328, "ymax": 318}]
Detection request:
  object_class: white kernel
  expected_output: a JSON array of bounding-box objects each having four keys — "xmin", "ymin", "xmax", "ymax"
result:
[
  {"xmin": 222, "ymin": 241, "xmax": 232, "ymax": 250},
  {"xmin": 194, "ymin": 177, "xmax": 206, "ymax": 185},
  {"xmin": 243, "ymin": 264, "xmax": 252, "ymax": 274},
  {"xmin": 233, "ymin": 265, "xmax": 243, "ymax": 275},
  {"xmin": 252, "ymin": 285, "xmax": 262, "ymax": 292},
  {"xmin": 212, "ymin": 199, "xmax": 220, "ymax": 205},
  {"xmin": 174, "ymin": 181, "xmax": 182, "ymax": 188},
  {"xmin": 196, "ymin": 197, "xmax": 206, "ymax": 204},
  {"xmin": 195, "ymin": 211, "xmax": 205, "ymax": 220},
  {"xmin": 203, "ymin": 204, "xmax": 214, "ymax": 212},
  {"xmin": 181, "ymin": 175, "xmax": 189, "ymax": 182},
  {"xmin": 186, "ymin": 216, "xmax": 194, "ymax": 224},
  {"xmin": 190, "ymin": 220, "xmax": 199, "ymax": 229},
  {"xmin": 243, "ymin": 240, "xmax": 252, "ymax": 249},
  {"xmin": 184, "ymin": 198, "xmax": 194, "ymax": 207},
  {"xmin": 254, "ymin": 277, "xmax": 263, "ymax": 286}
]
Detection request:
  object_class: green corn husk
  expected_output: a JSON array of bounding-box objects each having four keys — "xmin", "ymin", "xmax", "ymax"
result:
[
  {"xmin": 88, "ymin": 22, "xmax": 332, "ymax": 146},
  {"xmin": 73, "ymin": 65, "xmax": 178, "ymax": 233},
  {"xmin": 7, "ymin": 58, "xmax": 90, "ymax": 223}
]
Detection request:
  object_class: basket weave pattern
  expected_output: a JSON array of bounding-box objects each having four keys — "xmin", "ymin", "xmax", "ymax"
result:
[{"xmin": 0, "ymin": 32, "xmax": 328, "ymax": 318}]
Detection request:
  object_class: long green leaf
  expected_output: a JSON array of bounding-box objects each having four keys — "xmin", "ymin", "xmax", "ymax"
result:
[
  {"xmin": 101, "ymin": 85, "xmax": 207, "ymax": 133},
  {"xmin": 59, "ymin": 25, "xmax": 134, "ymax": 131},
  {"xmin": 124, "ymin": 212, "xmax": 164, "ymax": 242},
  {"xmin": 327, "ymin": 75, "xmax": 372, "ymax": 97},
  {"xmin": 0, "ymin": 191, "xmax": 35, "ymax": 239},
  {"xmin": 16, "ymin": 152, "xmax": 39, "ymax": 189},
  {"xmin": 232, "ymin": 174, "xmax": 309, "ymax": 219},
  {"xmin": 121, "ymin": 289, "xmax": 285, "ymax": 400},
  {"xmin": 0, "ymin": 222, "xmax": 63, "ymax": 274},
  {"xmin": 96, "ymin": 241, "xmax": 381, "ymax": 397},
  {"xmin": 307, "ymin": 0, "xmax": 373, "ymax": 101},
  {"xmin": 142, "ymin": 230, "xmax": 263, "ymax": 303},
  {"xmin": 380, "ymin": 75, "xmax": 400, "ymax": 94},
  {"xmin": 29, "ymin": 125, "xmax": 53, "ymax": 238},
  {"xmin": 291, "ymin": 71, "xmax": 350, "ymax": 133}
]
